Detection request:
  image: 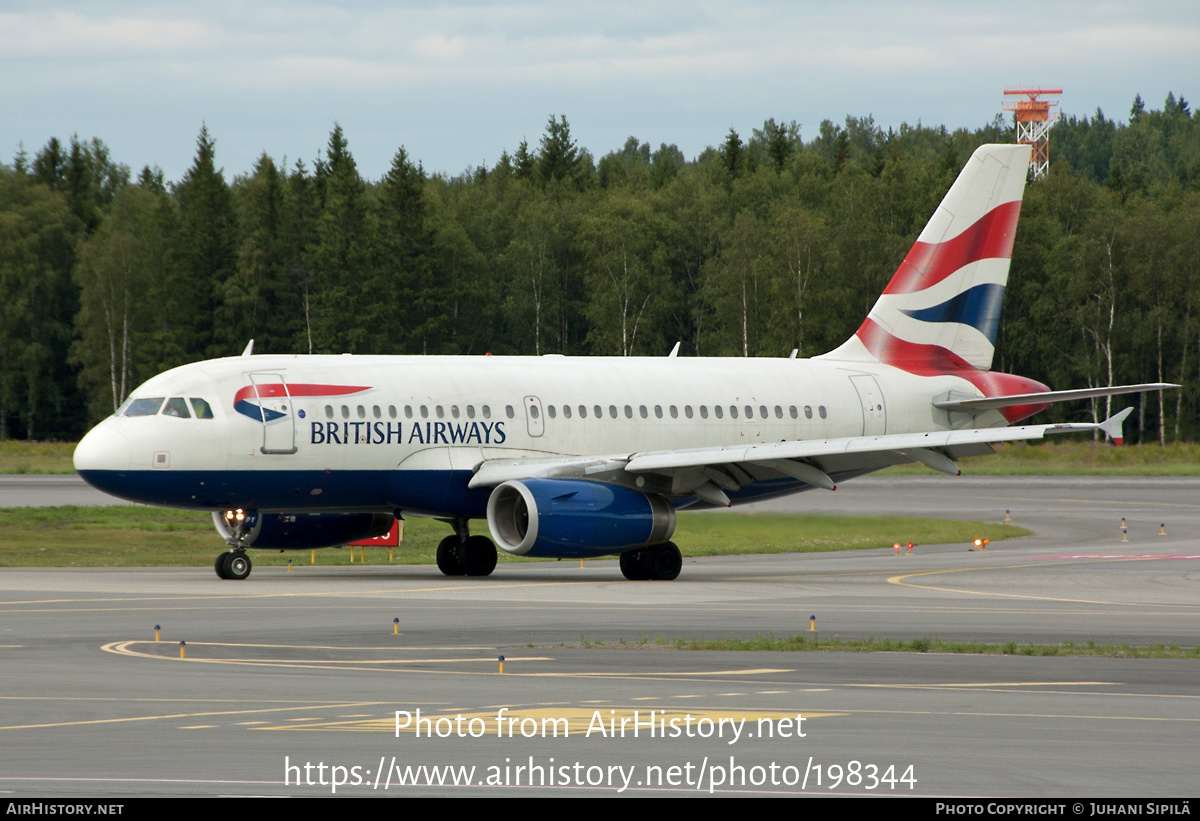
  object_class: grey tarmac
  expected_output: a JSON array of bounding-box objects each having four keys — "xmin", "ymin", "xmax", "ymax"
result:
[{"xmin": 1, "ymin": 476, "xmax": 1197, "ymax": 797}]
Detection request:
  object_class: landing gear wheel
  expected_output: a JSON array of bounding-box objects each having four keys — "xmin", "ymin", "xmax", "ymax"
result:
[
  {"xmin": 619, "ymin": 549, "xmax": 648, "ymax": 581},
  {"xmin": 646, "ymin": 542, "xmax": 682, "ymax": 581},
  {"xmin": 214, "ymin": 553, "xmax": 229, "ymax": 579},
  {"xmin": 436, "ymin": 535, "xmax": 464, "ymax": 576},
  {"xmin": 460, "ymin": 535, "xmax": 498, "ymax": 577},
  {"xmin": 222, "ymin": 551, "xmax": 252, "ymax": 580}
]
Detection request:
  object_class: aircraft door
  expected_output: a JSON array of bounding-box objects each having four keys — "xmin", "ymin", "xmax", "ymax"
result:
[
  {"xmin": 849, "ymin": 374, "xmax": 887, "ymax": 436},
  {"xmin": 523, "ymin": 395, "xmax": 544, "ymax": 438},
  {"xmin": 249, "ymin": 373, "xmax": 298, "ymax": 454}
]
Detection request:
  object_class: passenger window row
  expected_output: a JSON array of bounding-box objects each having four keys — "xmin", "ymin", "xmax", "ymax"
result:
[{"xmin": 319, "ymin": 402, "xmax": 829, "ymax": 422}]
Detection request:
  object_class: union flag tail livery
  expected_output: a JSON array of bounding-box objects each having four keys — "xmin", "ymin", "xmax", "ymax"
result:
[
  {"xmin": 73, "ymin": 144, "xmax": 1174, "ymax": 582},
  {"xmin": 825, "ymin": 144, "xmax": 1027, "ymax": 372}
]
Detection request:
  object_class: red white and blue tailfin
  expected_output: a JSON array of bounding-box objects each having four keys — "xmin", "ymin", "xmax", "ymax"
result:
[{"xmin": 820, "ymin": 144, "xmax": 1032, "ymax": 374}]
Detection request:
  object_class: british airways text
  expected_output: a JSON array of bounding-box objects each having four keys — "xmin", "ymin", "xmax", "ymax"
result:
[{"xmin": 310, "ymin": 421, "xmax": 506, "ymax": 446}]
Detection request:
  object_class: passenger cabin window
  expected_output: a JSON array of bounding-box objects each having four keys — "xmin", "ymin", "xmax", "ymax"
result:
[
  {"xmin": 124, "ymin": 398, "xmax": 165, "ymax": 417},
  {"xmin": 190, "ymin": 398, "xmax": 214, "ymax": 419},
  {"xmin": 506, "ymin": 405, "xmax": 515, "ymax": 419},
  {"xmin": 546, "ymin": 405, "xmax": 556, "ymax": 419},
  {"xmin": 325, "ymin": 405, "xmax": 334, "ymax": 419},
  {"xmin": 162, "ymin": 398, "xmax": 190, "ymax": 418}
]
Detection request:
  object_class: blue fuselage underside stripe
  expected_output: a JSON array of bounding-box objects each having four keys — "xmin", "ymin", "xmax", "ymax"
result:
[{"xmin": 76, "ymin": 469, "xmax": 846, "ymax": 517}]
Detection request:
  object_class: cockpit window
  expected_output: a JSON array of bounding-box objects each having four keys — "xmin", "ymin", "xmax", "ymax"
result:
[
  {"xmin": 190, "ymin": 398, "xmax": 214, "ymax": 419},
  {"xmin": 124, "ymin": 398, "xmax": 165, "ymax": 417},
  {"xmin": 162, "ymin": 398, "xmax": 191, "ymax": 418}
]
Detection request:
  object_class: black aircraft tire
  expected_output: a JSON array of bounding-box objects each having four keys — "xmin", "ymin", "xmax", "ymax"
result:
[
  {"xmin": 225, "ymin": 552, "xmax": 252, "ymax": 580},
  {"xmin": 646, "ymin": 542, "xmax": 682, "ymax": 581},
  {"xmin": 619, "ymin": 549, "xmax": 648, "ymax": 581},
  {"xmin": 214, "ymin": 554, "xmax": 229, "ymax": 580},
  {"xmin": 461, "ymin": 535, "xmax": 498, "ymax": 577},
  {"xmin": 436, "ymin": 536, "xmax": 464, "ymax": 576}
]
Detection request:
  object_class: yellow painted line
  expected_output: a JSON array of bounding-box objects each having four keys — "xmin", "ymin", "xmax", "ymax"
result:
[
  {"xmin": 0, "ymin": 579, "xmax": 646, "ymax": 608},
  {"xmin": 257, "ymin": 706, "xmax": 841, "ymax": 734},
  {"xmin": 103, "ymin": 640, "xmax": 551, "ymax": 665},
  {"xmin": 0, "ymin": 701, "xmax": 386, "ymax": 731},
  {"xmin": 887, "ymin": 564, "xmax": 1188, "ymax": 606}
]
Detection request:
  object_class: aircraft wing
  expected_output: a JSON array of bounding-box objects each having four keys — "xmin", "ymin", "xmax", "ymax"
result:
[{"xmin": 469, "ymin": 410, "xmax": 1133, "ymax": 505}]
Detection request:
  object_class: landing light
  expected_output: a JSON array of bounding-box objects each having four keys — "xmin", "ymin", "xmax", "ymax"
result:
[{"xmin": 224, "ymin": 508, "xmax": 245, "ymax": 523}]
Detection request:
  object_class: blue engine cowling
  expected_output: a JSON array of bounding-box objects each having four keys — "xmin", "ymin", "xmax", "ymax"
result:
[
  {"xmin": 486, "ymin": 479, "xmax": 675, "ymax": 558},
  {"xmin": 212, "ymin": 510, "xmax": 395, "ymax": 550}
]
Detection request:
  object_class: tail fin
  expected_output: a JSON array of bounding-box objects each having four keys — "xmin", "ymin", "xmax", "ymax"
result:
[{"xmin": 821, "ymin": 144, "xmax": 1032, "ymax": 373}]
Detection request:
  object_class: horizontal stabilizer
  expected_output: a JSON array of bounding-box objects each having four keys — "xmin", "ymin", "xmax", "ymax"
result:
[
  {"xmin": 933, "ymin": 383, "xmax": 1179, "ymax": 412},
  {"xmin": 1098, "ymin": 407, "xmax": 1133, "ymax": 445}
]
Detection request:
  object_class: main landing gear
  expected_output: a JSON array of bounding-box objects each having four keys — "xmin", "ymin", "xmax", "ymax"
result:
[
  {"xmin": 619, "ymin": 541, "xmax": 682, "ymax": 581},
  {"xmin": 214, "ymin": 550, "xmax": 252, "ymax": 580},
  {"xmin": 436, "ymin": 519, "xmax": 498, "ymax": 577}
]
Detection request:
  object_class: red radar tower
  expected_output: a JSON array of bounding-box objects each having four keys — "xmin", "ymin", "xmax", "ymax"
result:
[{"xmin": 1003, "ymin": 87, "xmax": 1062, "ymax": 181}]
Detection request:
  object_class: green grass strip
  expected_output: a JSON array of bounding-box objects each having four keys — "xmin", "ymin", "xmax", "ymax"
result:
[
  {"xmin": 574, "ymin": 634, "xmax": 1200, "ymax": 658},
  {"xmin": 0, "ymin": 507, "xmax": 1024, "ymax": 568}
]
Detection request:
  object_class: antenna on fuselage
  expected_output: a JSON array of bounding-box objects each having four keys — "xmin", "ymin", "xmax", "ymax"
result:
[
  {"xmin": 241, "ymin": 339, "xmax": 255, "ymax": 357},
  {"xmin": 668, "ymin": 342, "xmax": 680, "ymax": 358}
]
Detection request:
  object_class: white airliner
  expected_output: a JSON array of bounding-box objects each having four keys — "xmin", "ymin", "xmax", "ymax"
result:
[{"xmin": 73, "ymin": 144, "xmax": 1171, "ymax": 581}]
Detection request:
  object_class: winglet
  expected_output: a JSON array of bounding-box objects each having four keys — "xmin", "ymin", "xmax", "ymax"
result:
[
  {"xmin": 241, "ymin": 339, "xmax": 255, "ymax": 357},
  {"xmin": 1098, "ymin": 407, "xmax": 1134, "ymax": 445}
]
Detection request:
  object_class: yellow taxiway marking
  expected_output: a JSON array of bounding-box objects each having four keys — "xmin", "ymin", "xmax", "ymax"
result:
[
  {"xmin": 887, "ymin": 563, "xmax": 1191, "ymax": 606},
  {"xmin": 0, "ymin": 701, "xmax": 387, "ymax": 731},
  {"xmin": 103, "ymin": 640, "xmax": 551, "ymax": 665},
  {"xmin": 259, "ymin": 706, "xmax": 839, "ymax": 734}
]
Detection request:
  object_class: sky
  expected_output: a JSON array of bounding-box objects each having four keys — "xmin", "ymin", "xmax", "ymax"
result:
[{"xmin": 3, "ymin": 1, "xmax": 1198, "ymax": 183}]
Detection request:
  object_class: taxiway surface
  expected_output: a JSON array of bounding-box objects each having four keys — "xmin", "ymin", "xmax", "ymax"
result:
[{"xmin": 1, "ymin": 476, "xmax": 1197, "ymax": 796}]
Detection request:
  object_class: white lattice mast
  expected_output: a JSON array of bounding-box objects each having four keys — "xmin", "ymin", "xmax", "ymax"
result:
[{"xmin": 1002, "ymin": 87, "xmax": 1062, "ymax": 180}]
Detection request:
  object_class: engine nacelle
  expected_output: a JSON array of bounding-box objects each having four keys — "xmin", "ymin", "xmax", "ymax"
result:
[
  {"xmin": 213, "ymin": 510, "xmax": 395, "ymax": 550},
  {"xmin": 486, "ymin": 479, "xmax": 675, "ymax": 558}
]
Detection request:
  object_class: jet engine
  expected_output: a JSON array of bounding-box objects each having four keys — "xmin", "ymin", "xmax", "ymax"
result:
[
  {"xmin": 486, "ymin": 478, "xmax": 675, "ymax": 558},
  {"xmin": 212, "ymin": 509, "xmax": 395, "ymax": 550}
]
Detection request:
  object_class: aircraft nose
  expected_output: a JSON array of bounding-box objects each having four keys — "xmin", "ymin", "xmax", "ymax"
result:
[{"xmin": 74, "ymin": 421, "xmax": 132, "ymax": 476}]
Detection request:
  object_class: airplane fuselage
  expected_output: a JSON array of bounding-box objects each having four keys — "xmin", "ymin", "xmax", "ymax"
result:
[{"xmin": 73, "ymin": 352, "xmax": 1018, "ymax": 517}]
